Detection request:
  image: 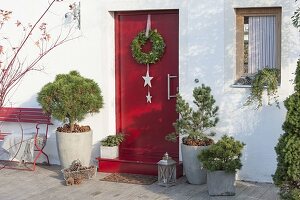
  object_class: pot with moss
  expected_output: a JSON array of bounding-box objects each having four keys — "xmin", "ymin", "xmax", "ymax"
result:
[
  {"xmin": 198, "ymin": 135, "xmax": 245, "ymax": 196},
  {"xmin": 166, "ymin": 84, "xmax": 218, "ymax": 185},
  {"xmin": 37, "ymin": 71, "xmax": 104, "ymax": 169},
  {"xmin": 100, "ymin": 133, "xmax": 125, "ymax": 159}
]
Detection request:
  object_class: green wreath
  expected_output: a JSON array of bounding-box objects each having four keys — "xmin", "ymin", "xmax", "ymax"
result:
[{"xmin": 131, "ymin": 29, "xmax": 166, "ymax": 65}]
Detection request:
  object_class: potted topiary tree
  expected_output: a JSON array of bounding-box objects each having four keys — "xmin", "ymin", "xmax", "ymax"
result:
[
  {"xmin": 37, "ymin": 71, "xmax": 104, "ymax": 169},
  {"xmin": 100, "ymin": 133, "xmax": 125, "ymax": 159},
  {"xmin": 198, "ymin": 135, "xmax": 245, "ymax": 196},
  {"xmin": 166, "ymin": 84, "xmax": 219, "ymax": 185}
]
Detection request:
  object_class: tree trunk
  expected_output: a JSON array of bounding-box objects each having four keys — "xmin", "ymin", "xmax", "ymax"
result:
[{"xmin": 70, "ymin": 122, "xmax": 75, "ymax": 132}]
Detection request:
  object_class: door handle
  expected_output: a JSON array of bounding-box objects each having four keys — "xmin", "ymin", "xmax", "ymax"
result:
[{"xmin": 167, "ymin": 74, "xmax": 177, "ymax": 100}]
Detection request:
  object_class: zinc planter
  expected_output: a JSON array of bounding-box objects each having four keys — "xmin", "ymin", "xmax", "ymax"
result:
[
  {"xmin": 56, "ymin": 130, "xmax": 93, "ymax": 169},
  {"xmin": 100, "ymin": 146, "xmax": 119, "ymax": 159},
  {"xmin": 181, "ymin": 143, "xmax": 209, "ymax": 185},
  {"xmin": 207, "ymin": 171, "xmax": 236, "ymax": 196}
]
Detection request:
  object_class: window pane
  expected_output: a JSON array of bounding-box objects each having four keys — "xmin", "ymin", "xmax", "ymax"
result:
[
  {"xmin": 244, "ymin": 17, "xmax": 249, "ymax": 74},
  {"xmin": 235, "ymin": 8, "xmax": 281, "ymax": 85},
  {"xmin": 247, "ymin": 16, "xmax": 276, "ymax": 74}
]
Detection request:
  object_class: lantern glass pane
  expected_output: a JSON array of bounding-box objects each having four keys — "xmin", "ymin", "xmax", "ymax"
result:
[{"xmin": 158, "ymin": 164, "xmax": 176, "ymax": 187}]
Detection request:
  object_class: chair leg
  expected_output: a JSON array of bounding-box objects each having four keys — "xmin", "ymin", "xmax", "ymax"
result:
[{"xmin": 33, "ymin": 125, "xmax": 51, "ymax": 170}]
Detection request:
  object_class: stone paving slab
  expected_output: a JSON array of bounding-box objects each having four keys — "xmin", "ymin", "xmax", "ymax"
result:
[{"xmin": 0, "ymin": 165, "xmax": 279, "ymax": 200}]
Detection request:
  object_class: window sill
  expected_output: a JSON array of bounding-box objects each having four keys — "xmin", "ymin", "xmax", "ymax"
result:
[
  {"xmin": 231, "ymin": 84, "xmax": 281, "ymax": 88},
  {"xmin": 231, "ymin": 84, "xmax": 252, "ymax": 88}
]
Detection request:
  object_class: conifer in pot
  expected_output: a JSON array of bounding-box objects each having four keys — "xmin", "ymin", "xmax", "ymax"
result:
[
  {"xmin": 198, "ymin": 135, "xmax": 245, "ymax": 196},
  {"xmin": 37, "ymin": 70, "xmax": 104, "ymax": 168},
  {"xmin": 166, "ymin": 84, "xmax": 219, "ymax": 145},
  {"xmin": 37, "ymin": 70, "xmax": 104, "ymax": 132},
  {"xmin": 166, "ymin": 84, "xmax": 219, "ymax": 185}
]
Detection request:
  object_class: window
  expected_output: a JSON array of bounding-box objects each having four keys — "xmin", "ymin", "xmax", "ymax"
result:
[{"xmin": 235, "ymin": 7, "xmax": 281, "ymax": 85}]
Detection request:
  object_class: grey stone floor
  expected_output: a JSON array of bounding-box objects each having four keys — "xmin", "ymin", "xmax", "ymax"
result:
[{"xmin": 0, "ymin": 165, "xmax": 279, "ymax": 200}]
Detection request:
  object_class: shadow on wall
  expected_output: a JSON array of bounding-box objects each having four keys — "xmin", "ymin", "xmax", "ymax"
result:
[
  {"xmin": 26, "ymin": 126, "xmax": 101, "ymax": 166},
  {"xmin": 19, "ymin": 94, "xmax": 40, "ymax": 108},
  {"xmin": 181, "ymin": 0, "xmax": 225, "ymax": 101},
  {"xmin": 218, "ymin": 91, "xmax": 286, "ymax": 182},
  {"xmin": 220, "ymin": 0, "xmax": 299, "ymax": 182},
  {"xmin": 238, "ymin": 106, "xmax": 285, "ymax": 182},
  {"xmin": 2, "ymin": 89, "xmax": 104, "ymax": 166},
  {"xmin": 14, "ymin": 99, "xmax": 60, "ymax": 165}
]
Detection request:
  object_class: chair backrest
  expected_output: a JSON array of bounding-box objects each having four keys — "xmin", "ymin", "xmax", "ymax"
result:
[{"xmin": 0, "ymin": 107, "xmax": 52, "ymax": 125}]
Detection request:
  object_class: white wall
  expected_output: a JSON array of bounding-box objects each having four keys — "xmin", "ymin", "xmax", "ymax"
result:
[
  {"xmin": 221, "ymin": 0, "xmax": 300, "ymax": 182},
  {"xmin": 1, "ymin": 0, "xmax": 299, "ymax": 182},
  {"xmin": 0, "ymin": 0, "xmax": 113, "ymax": 165}
]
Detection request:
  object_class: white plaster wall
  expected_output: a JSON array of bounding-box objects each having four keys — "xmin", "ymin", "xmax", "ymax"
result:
[
  {"xmin": 222, "ymin": 0, "xmax": 300, "ymax": 182},
  {"xmin": 1, "ymin": 0, "xmax": 299, "ymax": 182},
  {"xmin": 0, "ymin": 0, "xmax": 114, "ymax": 165}
]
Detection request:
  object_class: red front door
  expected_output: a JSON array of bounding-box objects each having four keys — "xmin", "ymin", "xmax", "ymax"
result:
[{"xmin": 115, "ymin": 10, "xmax": 179, "ymax": 163}]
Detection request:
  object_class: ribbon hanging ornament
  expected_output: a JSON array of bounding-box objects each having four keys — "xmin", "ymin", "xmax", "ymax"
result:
[
  {"xmin": 130, "ymin": 14, "xmax": 166, "ymax": 104},
  {"xmin": 145, "ymin": 14, "xmax": 151, "ymax": 37},
  {"xmin": 143, "ymin": 14, "xmax": 153, "ymax": 103}
]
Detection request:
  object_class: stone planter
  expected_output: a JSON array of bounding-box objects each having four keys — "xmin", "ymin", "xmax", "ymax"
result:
[
  {"xmin": 56, "ymin": 130, "xmax": 93, "ymax": 169},
  {"xmin": 100, "ymin": 145, "xmax": 119, "ymax": 159},
  {"xmin": 181, "ymin": 143, "xmax": 209, "ymax": 185},
  {"xmin": 207, "ymin": 170, "xmax": 236, "ymax": 196}
]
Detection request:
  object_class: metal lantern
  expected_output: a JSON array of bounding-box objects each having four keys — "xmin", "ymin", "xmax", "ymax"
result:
[{"xmin": 157, "ymin": 152, "xmax": 176, "ymax": 187}]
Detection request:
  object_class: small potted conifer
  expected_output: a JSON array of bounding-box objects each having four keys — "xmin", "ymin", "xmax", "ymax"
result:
[
  {"xmin": 166, "ymin": 84, "xmax": 219, "ymax": 185},
  {"xmin": 37, "ymin": 71, "xmax": 104, "ymax": 169},
  {"xmin": 198, "ymin": 135, "xmax": 245, "ymax": 196},
  {"xmin": 100, "ymin": 133, "xmax": 125, "ymax": 159}
]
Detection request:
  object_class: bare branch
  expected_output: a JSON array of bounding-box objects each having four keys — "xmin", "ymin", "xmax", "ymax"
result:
[{"xmin": 0, "ymin": 0, "xmax": 80, "ymax": 107}]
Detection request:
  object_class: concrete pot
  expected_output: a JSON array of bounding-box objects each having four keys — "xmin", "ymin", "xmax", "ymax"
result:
[
  {"xmin": 207, "ymin": 171, "xmax": 236, "ymax": 196},
  {"xmin": 100, "ymin": 145, "xmax": 119, "ymax": 159},
  {"xmin": 56, "ymin": 130, "xmax": 93, "ymax": 169},
  {"xmin": 181, "ymin": 143, "xmax": 209, "ymax": 185}
]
